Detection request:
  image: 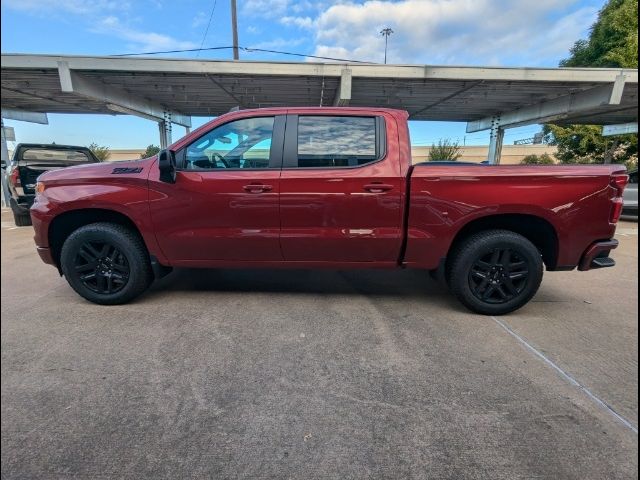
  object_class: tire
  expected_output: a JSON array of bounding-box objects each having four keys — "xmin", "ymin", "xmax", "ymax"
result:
[
  {"xmin": 447, "ymin": 229, "xmax": 543, "ymax": 315},
  {"xmin": 13, "ymin": 211, "xmax": 32, "ymax": 227},
  {"xmin": 60, "ymin": 223, "xmax": 153, "ymax": 305}
]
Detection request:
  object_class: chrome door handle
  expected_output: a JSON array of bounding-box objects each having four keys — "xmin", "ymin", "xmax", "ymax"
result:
[
  {"xmin": 363, "ymin": 183, "xmax": 393, "ymax": 193},
  {"xmin": 243, "ymin": 184, "xmax": 273, "ymax": 193}
]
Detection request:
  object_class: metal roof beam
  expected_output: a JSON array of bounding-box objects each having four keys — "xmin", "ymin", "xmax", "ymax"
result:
[
  {"xmin": 466, "ymin": 75, "xmax": 627, "ymax": 132},
  {"xmin": 2, "ymin": 54, "xmax": 636, "ymax": 84},
  {"xmin": 333, "ymin": 69, "xmax": 352, "ymax": 106},
  {"xmin": 1, "ymin": 108, "xmax": 48, "ymax": 124},
  {"xmin": 57, "ymin": 61, "xmax": 191, "ymax": 127},
  {"xmin": 602, "ymin": 122, "xmax": 638, "ymax": 136}
]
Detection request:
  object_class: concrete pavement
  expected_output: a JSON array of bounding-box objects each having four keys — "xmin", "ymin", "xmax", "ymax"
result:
[{"xmin": 1, "ymin": 211, "xmax": 637, "ymax": 479}]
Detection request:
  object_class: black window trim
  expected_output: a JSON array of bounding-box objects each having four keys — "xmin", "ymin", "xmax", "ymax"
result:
[
  {"xmin": 282, "ymin": 114, "xmax": 387, "ymax": 170},
  {"xmin": 175, "ymin": 114, "xmax": 286, "ymax": 171}
]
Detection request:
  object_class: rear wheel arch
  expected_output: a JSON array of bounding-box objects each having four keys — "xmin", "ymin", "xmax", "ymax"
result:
[
  {"xmin": 48, "ymin": 209, "xmax": 149, "ymax": 269},
  {"xmin": 447, "ymin": 213, "xmax": 559, "ymax": 270}
]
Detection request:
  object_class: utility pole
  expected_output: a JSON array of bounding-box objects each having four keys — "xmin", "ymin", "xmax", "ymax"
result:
[
  {"xmin": 380, "ymin": 27, "xmax": 393, "ymax": 64},
  {"xmin": 231, "ymin": 0, "xmax": 239, "ymax": 60}
]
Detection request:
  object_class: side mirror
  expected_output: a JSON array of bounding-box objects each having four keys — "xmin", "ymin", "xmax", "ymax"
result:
[{"xmin": 158, "ymin": 149, "xmax": 176, "ymax": 184}]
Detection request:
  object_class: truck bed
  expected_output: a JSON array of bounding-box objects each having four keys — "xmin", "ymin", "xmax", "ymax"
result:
[{"xmin": 404, "ymin": 164, "xmax": 625, "ymax": 270}]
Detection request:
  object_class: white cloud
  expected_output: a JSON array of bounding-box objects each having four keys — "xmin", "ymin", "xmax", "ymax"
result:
[
  {"xmin": 281, "ymin": 16, "xmax": 315, "ymax": 29},
  {"xmin": 250, "ymin": 37, "xmax": 306, "ymax": 49},
  {"xmin": 242, "ymin": 0, "xmax": 290, "ymax": 18},
  {"xmin": 311, "ymin": 0, "xmax": 598, "ymax": 66},
  {"xmin": 96, "ymin": 16, "xmax": 197, "ymax": 52},
  {"xmin": 192, "ymin": 11, "xmax": 209, "ymax": 28}
]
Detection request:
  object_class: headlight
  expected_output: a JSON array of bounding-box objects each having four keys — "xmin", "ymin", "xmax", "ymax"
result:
[{"xmin": 35, "ymin": 182, "xmax": 46, "ymax": 194}]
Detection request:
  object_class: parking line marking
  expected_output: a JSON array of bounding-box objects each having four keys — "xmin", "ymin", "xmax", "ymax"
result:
[{"xmin": 491, "ymin": 316, "xmax": 638, "ymax": 435}]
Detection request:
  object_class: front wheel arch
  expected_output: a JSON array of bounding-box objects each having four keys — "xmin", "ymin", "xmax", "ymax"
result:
[{"xmin": 49, "ymin": 209, "xmax": 148, "ymax": 270}]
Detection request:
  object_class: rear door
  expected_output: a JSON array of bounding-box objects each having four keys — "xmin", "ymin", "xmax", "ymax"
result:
[
  {"xmin": 279, "ymin": 113, "xmax": 404, "ymax": 263},
  {"xmin": 149, "ymin": 115, "xmax": 285, "ymax": 263}
]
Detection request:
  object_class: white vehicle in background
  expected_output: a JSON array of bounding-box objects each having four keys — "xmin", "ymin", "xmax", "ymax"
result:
[{"xmin": 623, "ymin": 169, "xmax": 638, "ymax": 216}]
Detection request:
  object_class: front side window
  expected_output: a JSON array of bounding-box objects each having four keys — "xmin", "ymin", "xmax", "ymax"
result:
[
  {"xmin": 297, "ymin": 116, "xmax": 380, "ymax": 168},
  {"xmin": 184, "ymin": 116, "xmax": 274, "ymax": 170}
]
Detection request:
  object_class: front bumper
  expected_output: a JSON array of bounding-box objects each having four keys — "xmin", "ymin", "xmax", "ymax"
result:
[
  {"xmin": 578, "ymin": 239, "xmax": 618, "ymax": 271},
  {"xmin": 36, "ymin": 247, "xmax": 55, "ymax": 265}
]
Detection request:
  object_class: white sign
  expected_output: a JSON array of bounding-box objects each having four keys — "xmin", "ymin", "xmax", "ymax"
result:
[{"xmin": 2, "ymin": 126, "xmax": 15, "ymax": 142}]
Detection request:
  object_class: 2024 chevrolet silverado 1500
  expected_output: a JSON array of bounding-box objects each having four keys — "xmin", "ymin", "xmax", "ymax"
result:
[{"xmin": 30, "ymin": 108, "xmax": 628, "ymax": 315}]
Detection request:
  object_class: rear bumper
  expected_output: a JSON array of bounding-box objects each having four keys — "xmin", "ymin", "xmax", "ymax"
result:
[
  {"xmin": 9, "ymin": 196, "xmax": 34, "ymax": 215},
  {"xmin": 578, "ymin": 239, "xmax": 618, "ymax": 271}
]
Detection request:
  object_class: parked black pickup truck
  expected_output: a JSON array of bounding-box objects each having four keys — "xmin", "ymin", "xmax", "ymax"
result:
[{"xmin": 5, "ymin": 144, "xmax": 100, "ymax": 226}]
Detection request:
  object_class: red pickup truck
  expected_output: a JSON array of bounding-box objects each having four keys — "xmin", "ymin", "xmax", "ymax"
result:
[{"xmin": 30, "ymin": 107, "xmax": 628, "ymax": 315}]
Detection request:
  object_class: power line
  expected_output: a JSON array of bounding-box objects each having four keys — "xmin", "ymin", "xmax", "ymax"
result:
[
  {"xmin": 112, "ymin": 45, "xmax": 373, "ymax": 63},
  {"xmin": 196, "ymin": 0, "xmax": 218, "ymax": 58}
]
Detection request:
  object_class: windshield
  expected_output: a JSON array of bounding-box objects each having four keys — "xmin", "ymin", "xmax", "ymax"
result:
[{"xmin": 19, "ymin": 148, "xmax": 97, "ymax": 164}]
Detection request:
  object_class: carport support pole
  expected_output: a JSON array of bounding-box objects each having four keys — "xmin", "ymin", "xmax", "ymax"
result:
[
  {"xmin": 158, "ymin": 111, "xmax": 172, "ymax": 149},
  {"xmin": 487, "ymin": 116, "xmax": 504, "ymax": 165},
  {"xmin": 1, "ymin": 118, "xmax": 12, "ymax": 207}
]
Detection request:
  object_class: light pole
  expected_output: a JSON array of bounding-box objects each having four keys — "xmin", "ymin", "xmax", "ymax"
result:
[
  {"xmin": 380, "ymin": 27, "xmax": 393, "ymax": 64},
  {"xmin": 231, "ymin": 0, "xmax": 239, "ymax": 60}
]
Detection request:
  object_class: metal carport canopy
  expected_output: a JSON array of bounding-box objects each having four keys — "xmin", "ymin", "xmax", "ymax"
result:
[{"xmin": 1, "ymin": 53, "xmax": 638, "ymax": 160}]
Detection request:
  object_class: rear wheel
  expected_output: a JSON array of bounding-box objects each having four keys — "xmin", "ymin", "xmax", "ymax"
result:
[
  {"xmin": 13, "ymin": 211, "xmax": 32, "ymax": 227},
  {"xmin": 60, "ymin": 223, "xmax": 152, "ymax": 305},
  {"xmin": 447, "ymin": 230, "xmax": 543, "ymax": 315}
]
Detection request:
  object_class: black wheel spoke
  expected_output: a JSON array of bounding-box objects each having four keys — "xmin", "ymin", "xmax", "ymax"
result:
[
  {"xmin": 503, "ymin": 277, "xmax": 519, "ymax": 295},
  {"xmin": 508, "ymin": 260, "xmax": 526, "ymax": 271},
  {"xmin": 75, "ymin": 261, "xmax": 97, "ymax": 272},
  {"xmin": 471, "ymin": 270, "xmax": 488, "ymax": 280},
  {"xmin": 495, "ymin": 285, "xmax": 509, "ymax": 300},
  {"xmin": 96, "ymin": 273, "xmax": 107, "ymax": 293},
  {"xmin": 112, "ymin": 263, "xmax": 128, "ymax": 273},
  {"xmin": 475, "ymin": 259, "xmax": 492, "ymax": 270},
  {"xmin": 509, "ymin": 270, "xmax": 528, "ymax": 280},
  {"xmin": 482, "ymin": 285, "xmax": 496, "ymax": 300}
]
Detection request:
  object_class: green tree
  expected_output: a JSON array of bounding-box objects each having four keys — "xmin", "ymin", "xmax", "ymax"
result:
[
  {"xmin": 428, "ymin": 139, "xmax": 461, "ymax": 161},
  {"xmin": 561, "ymin": 0, "xmax": 638, "ymax": 68},
  {"xmin": 140, "ymin": 144, "xmax": 161, "ymax": 158},
  {"xmin": 520, "ymin": 153, "xmax": 556, "ymax": 165},
  {"xmin": 543, "ymin": 0, "xmax": 638, "ymax": 167},
  {"xmin": 88, "ymin": 142, "xmax": 111, "ymax": 161}
]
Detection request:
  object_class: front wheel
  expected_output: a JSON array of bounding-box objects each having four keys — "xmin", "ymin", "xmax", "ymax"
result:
[
  {"xmin": 447, "ymin": 230, "xmax": 543, "ymax": 315},
  {"xmin": 60, "ymin": 223, "xmax": 153, "ymax": 305}
]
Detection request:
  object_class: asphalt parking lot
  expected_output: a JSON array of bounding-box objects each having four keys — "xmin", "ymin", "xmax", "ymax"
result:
[{"xmin": 1, "ymin": 209, "xmax": 637, "ymax": 479}]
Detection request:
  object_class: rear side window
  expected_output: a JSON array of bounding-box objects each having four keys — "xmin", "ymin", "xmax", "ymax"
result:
[{"xmin": 296, "ymin": 116, "xmax": 383, "ymax": 168}]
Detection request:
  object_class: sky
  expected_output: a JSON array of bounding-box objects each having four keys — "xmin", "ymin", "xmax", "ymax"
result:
[{"xmin": 1, "ymin": 0, "xmax": 604, "ymax": 151}]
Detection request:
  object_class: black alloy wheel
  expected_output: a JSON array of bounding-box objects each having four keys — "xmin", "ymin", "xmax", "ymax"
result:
[
  {"xmin": 447, "ymin": 229, "xmax": 543, "ymax": 315},
  {"xmin": 468, "ymin": 248, "xmax": 530, "ymax": 304},
  {"xmin": 60, "ymin": 223, "xmax": 153, "ymax": 305},
  {"xmin": 74, "ymin": 241, "xmax": 130, "ymax": 294}
]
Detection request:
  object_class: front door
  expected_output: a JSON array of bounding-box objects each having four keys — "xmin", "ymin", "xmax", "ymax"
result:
[
  {"xmin": 279, "ymin": 113, "xmax": 403, "ymax": 263},
  {"xmin": 149, "ymin": 115, "xmax": 285, "ymax": 263}
]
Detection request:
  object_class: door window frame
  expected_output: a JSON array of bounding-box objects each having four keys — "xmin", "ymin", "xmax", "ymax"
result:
[
  {"xmin": 282, "ymin": 114, "xmax": 387, "ymax": 170},
  {"xmin": 175, "ymin": 114, "xmax": 286, "ymax": 171}
]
